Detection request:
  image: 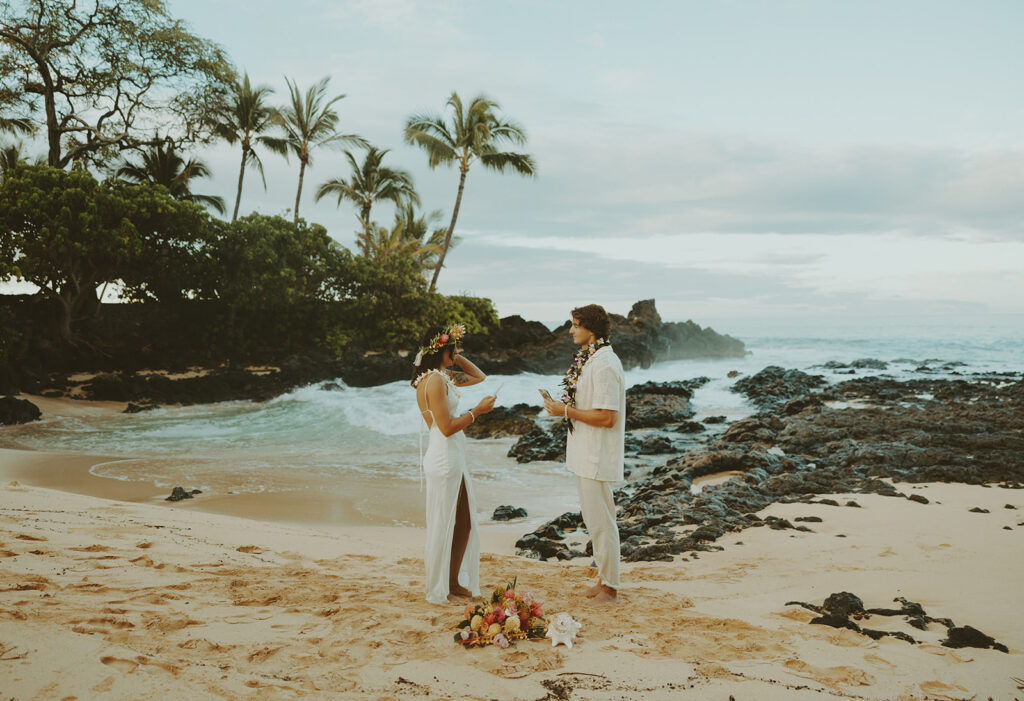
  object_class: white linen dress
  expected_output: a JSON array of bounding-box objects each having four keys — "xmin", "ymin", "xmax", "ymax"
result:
[{"xmin": 416, "ymin": 370, "xmax": 481, "ymax": 604}]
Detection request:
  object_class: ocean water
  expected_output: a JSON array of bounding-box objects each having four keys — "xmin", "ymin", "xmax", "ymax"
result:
[{"xmin": 3, "ymin": 321, "xmax": 1021, "ymax": 521}]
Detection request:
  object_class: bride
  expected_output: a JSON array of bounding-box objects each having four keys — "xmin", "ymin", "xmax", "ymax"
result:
[{"xmin": 412, "ymin": 324, "xmax": 496, "ymax": 604}]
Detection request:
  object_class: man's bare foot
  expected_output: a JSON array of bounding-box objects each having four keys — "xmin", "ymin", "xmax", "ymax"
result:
[
  {"xmin": 585, "ymin": 582, "xmax": 604, "ymax": 597},
  {"xmin": 447, "ymin": 585, "xmax": 473, "ymax": 601},
  {"xmin": 587, "ymin": 585, "xmax": 617, "ymax": 605}
]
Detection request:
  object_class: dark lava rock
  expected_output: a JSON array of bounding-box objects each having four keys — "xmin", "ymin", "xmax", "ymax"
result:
[
  {"xmin": 732, "ymin": 366, "xmax": 826, "ymax": 410},
  {"xmin": 851, "ymin": 358, "xmax": 888, "ymax": 370},
  {"xmin": 86, "ymin": 372, "xmax": 136, "ymax": 401},
  {"xmin": 823, "ymin": 592, "xmax": 866, "ymax": 618},
  {"xmin": 166, "ymin": 486, "xmax": 201, "ymax": 502},
  {"xmin": 124, "ymin": 402, "xmax": 159, "ymax": 414},
  {"xmin": 465, "ymin": 406, "xmax": 534, "ymax": 439},
  {"xmin": 942, "ymin": 625, "xmax": 1009, "ymax": 653},
  {"xmin": 1006, "ymin": 504, "xmax": 1018, "ymax": 509},
  {"xmin": 338, "ymin": 351, "xmax": 409, "ymax": 387},
  {"xmin": 703, "ymin": 415, "xmax": 727, "ymax": 424},
  {"xmin": 507, "ymin": 424, "xmax": 566, "ymax": 463},
  {"xmin": 795, "ymin": 516, "xmax": 823, "ymax": 523},
  {"xmin": 783, "ymin": 395, "xmax": 823, "ymax": 415},
  {"xmin": 0, "ymin": 395, "xmax": 42, "ymax": 425},
  {"xmin": 492, "ymin": 505, "xmax": 527, "ymax": 520},
  {"xmin": 907, "ymin": 494, "xmax": 929, "ymax": 504},
  {"xmin": 846, "ymin": 501, "xmax": 862, "ymax": 508},
  {"xmin": 639, "ymin": 436, "xmax": 674, "ymax": 454},
  {"xmin": 626, "ymin": 380, "xmax": 703, "ymax": 429},
  {"xmin": 514, "ymin": 533, "xmax": 569, "ymax": 561},
  {"xmin": 968, "ymin": 507, "xmax": 990, "ymax": 513}
]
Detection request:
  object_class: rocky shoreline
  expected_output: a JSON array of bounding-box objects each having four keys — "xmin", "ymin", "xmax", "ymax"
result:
[
  {"xmin": 509, "ymin": 366, "xmax": 1024, "ymax": 563},
  {"xmin": 0, "ymin": 299, "xmax": 744, "ymax": 408}
]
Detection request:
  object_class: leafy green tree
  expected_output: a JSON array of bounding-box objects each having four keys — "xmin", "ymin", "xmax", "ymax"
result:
[
  {"xmin": 267, "ymin": 76, "xmax": 367, "ymax": 225},
  {"xmin": 404, "ymin": 92, "xmax": 535, "ymax": 292},
  {"xmin": 202, "ymin": 213, "xmax": 347, "ymax": 353},
  {"xmin": 0, "ymin": 0, "xmax": 233, "ymax": 168},
  {"xmin": 213, "ymin": 73, "xmax": 285, "ymax": 222},
  {"xmin": 329, "ymin": 252, "xmax": 433, "ymax": 350},
  {"xmin": 0, "ymin": 163, "xmax": 202, "ymax": 339},
  {"xmin": 315, "ymin": 146, "xmax": 418, "ymax": 234},
  {"xmin": 116, "ymin": 142, "xmax": 226, "ymax": 214}
]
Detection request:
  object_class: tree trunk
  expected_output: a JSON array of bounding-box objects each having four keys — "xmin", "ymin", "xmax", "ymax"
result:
[
  {"xmin": 232, "ymin": 144, "xmax": 248, "ymax": 222},
  {"xmin": 294, "ymin": 159, "xmax": 306, "ymax": 226},
  {"xmin": 429, "ymin": 167, "xmax": 468, "ymax": 293}
]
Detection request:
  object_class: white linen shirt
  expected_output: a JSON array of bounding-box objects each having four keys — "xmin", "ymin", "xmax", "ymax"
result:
[{"xmin": 565, "ymin": 346, "xmax": 626, "ymax": 482}]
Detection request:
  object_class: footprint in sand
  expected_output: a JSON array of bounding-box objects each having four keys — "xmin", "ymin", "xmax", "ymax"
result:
[
  {"xmin": 15, "ymin": 533, "xmax": 47, "ymax": 542},
  {"xmin": 236, "ymin": 545, "xmax": 265, "ymax": 554},
  {"xmin": 919, "ymin": 679, "xmax": 973, "ymax": 700},
  {"xmin": 100, "ymin": 656, "xmax": 139, "ymax": 674}
]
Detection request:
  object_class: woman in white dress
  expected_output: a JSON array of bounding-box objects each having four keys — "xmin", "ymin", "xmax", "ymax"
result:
[{"xmin": 412, "ymin": 324, "xmax": 496, "ymax": 604}]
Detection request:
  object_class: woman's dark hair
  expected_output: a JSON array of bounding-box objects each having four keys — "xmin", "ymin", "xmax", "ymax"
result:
[
  {"xmin": 571, "ymin": 304, "xmax": 611, "ymax": 340},
  {"xmin": 410, "ymin": 325, "xmax": 449, "ymax": 386}
]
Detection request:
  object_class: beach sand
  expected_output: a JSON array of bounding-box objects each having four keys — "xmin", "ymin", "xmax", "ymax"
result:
[{"xmin": 1, "ymin": 441, "xmax": 1022, "ymax": 700}]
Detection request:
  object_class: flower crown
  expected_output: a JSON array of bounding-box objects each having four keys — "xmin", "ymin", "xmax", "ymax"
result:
[{"xmin": 413, "ymin": 323, "xmax": 467, "ymax": 366}]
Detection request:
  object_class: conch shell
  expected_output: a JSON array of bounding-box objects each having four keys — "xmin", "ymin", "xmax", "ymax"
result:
[{"xmin": 545, "ymin": 612, "xmax": 582, "ymax": 648}]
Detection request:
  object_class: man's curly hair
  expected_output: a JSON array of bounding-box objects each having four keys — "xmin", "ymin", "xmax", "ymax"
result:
[{"xmin": 571, "ymin": 304, "xmax": 611, "ymax": 340}]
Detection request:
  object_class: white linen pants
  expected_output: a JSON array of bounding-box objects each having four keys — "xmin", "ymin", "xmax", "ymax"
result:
[{"xmin": 577, "ymin": 475, "xmax": 621, "ymax": 589}]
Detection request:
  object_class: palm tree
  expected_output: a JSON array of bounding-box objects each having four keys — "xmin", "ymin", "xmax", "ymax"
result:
[
  {"xmin": 315, "ymin": 146, "xmax": 419, "ymax": 234},
  {"xmin": 116, "ymin": 141, "xmax": 226, "ymax": 214},
  {"xmin": 404, "ymin": 92, "xmax": 535, "ymax": 292},
  {"xmin": 212, "ymin": 73, "xmax": 285, "ymax": 222},
  {"xmin": 0, "ymin": 142, "xmax": 23, "ymax": 177},
  {"xmin": 388, "ymin": 202, "xmax": 456, "ymax": 272},
  {"xmin": 267, "ymin": 76, "xmax": 367, "ymax": 225},
  {"xmin": 355, "ymin": 207, "xmax": 446, "ymax": 270},
  {"xmin": 0, "ymin": 115, "xmax": 33, "ymax": 137}
]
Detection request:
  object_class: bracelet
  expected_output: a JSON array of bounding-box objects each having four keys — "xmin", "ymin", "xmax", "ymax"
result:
[
  {"xmin": 467, "ymin": 409, "xmax": 475, "ymax": 423},
  {"xmin": 563, "ymin": 404, "xmax": 569, "ymax": 419}
]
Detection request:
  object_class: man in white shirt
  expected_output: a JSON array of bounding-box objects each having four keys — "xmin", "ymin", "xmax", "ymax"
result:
[{"xmin": 544, "ymin": 304, "xmax": 625, "ymax": 604}]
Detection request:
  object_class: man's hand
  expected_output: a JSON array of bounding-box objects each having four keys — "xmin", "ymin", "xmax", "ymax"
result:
[{"xmin": 544, "ymin": 397, "xmax": 567, "ymax": 417}]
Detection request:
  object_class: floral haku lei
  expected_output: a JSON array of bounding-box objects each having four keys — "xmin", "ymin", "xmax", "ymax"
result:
[
  {"xmin": 414, "ymin": 323, "xmax": 467, "ymax": 365},
  {"xmin": 560, "ymin": 337, "xmax": 610, "ymax": 433},
  {"xmin": 455, "ymin": 577, "xmax": 547, "ymax": 648}
]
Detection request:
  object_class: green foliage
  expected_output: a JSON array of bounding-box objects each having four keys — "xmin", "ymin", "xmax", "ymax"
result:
[
  {"xmin": 0, "ymin": 163, "xmax": 139, "ymax": 335},
  {"xmin": 431, "ymin": 294, "xmax": 498, "ymax": 335},
  {"xmin": 198, "ymin": 213, "xmax": 345, "ymax": 355},
  {"xmin": 330, "ymin": 252, "xmax": 432, "ymax": 350},
  {"xmin": 112, "ymin": 182, "xmax": 213, "ymax": 304},
  {"xmin": 0, "ymin": 304, "xmax": 21, "ymax": 361}
]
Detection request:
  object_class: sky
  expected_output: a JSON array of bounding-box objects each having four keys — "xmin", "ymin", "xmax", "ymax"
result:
[{"xmin": 12, "ymin": 0, "xmax": 1024, "ymax": 331}]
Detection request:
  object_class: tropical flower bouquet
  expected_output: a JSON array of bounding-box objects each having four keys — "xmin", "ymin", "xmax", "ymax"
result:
[{"xmin": 455, "ymin": 577, "xmax": 547, "ymax": 648}]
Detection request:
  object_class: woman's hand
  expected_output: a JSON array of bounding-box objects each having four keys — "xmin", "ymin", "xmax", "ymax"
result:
[{"xmin": 475, "ymin": 395, "xmax": 496, "ymax": 416}]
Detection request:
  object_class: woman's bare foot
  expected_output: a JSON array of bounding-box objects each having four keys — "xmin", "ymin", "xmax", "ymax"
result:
[
  {"xmin": 447, "ymin": 585, "xmax": 473, "ymax": 601},
  {"xmin": 585, "ymin": 581, "xmax": 605, "ymax": 597},
  {"xmin": 587, "ymin": 585, "xmax": 617, "ymax": 605}
]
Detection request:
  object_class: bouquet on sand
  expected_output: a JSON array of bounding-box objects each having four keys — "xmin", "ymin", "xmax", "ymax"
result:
[{"xmin": 455, "ymin": 577, "xmax": 547, "ymax": 648}]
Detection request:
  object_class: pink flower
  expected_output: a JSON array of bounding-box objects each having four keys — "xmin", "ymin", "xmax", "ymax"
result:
[
  {"xmin": 531, "ymin": 601, "xmax": 544, "ymax": 617},
  {"xmin": 464, "ymin": 604, "xmax": 475, "ymax": 620},
  {"xmin": 439, "ymin": 334, "xmax": 449, "ymax": 343},
  {"xmin": 504, "ymin": 589, "xmax": 516, "ymax": 600},
  {"xmin": 460, "ymin": 630, "xmax": 470, "ymax": 640},
  {"xmin": 493, "ymin": 633, "xmax": 510, "ymax": 649}
]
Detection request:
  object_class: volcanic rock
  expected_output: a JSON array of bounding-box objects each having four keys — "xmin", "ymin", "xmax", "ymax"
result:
[{"xmin": 0, "ymin": 395, "xmax": 41, "ymax": 425}]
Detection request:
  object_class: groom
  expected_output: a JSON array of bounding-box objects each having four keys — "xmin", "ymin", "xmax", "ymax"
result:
[{"xmin": 544, "ymin": 304, "xmax": 625, "ymax": 604}]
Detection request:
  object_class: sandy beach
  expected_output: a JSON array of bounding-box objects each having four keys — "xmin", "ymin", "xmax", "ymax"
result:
[{"xmin": 1, "ymin": 439, "xmax": 1021, "ymax": 700}]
